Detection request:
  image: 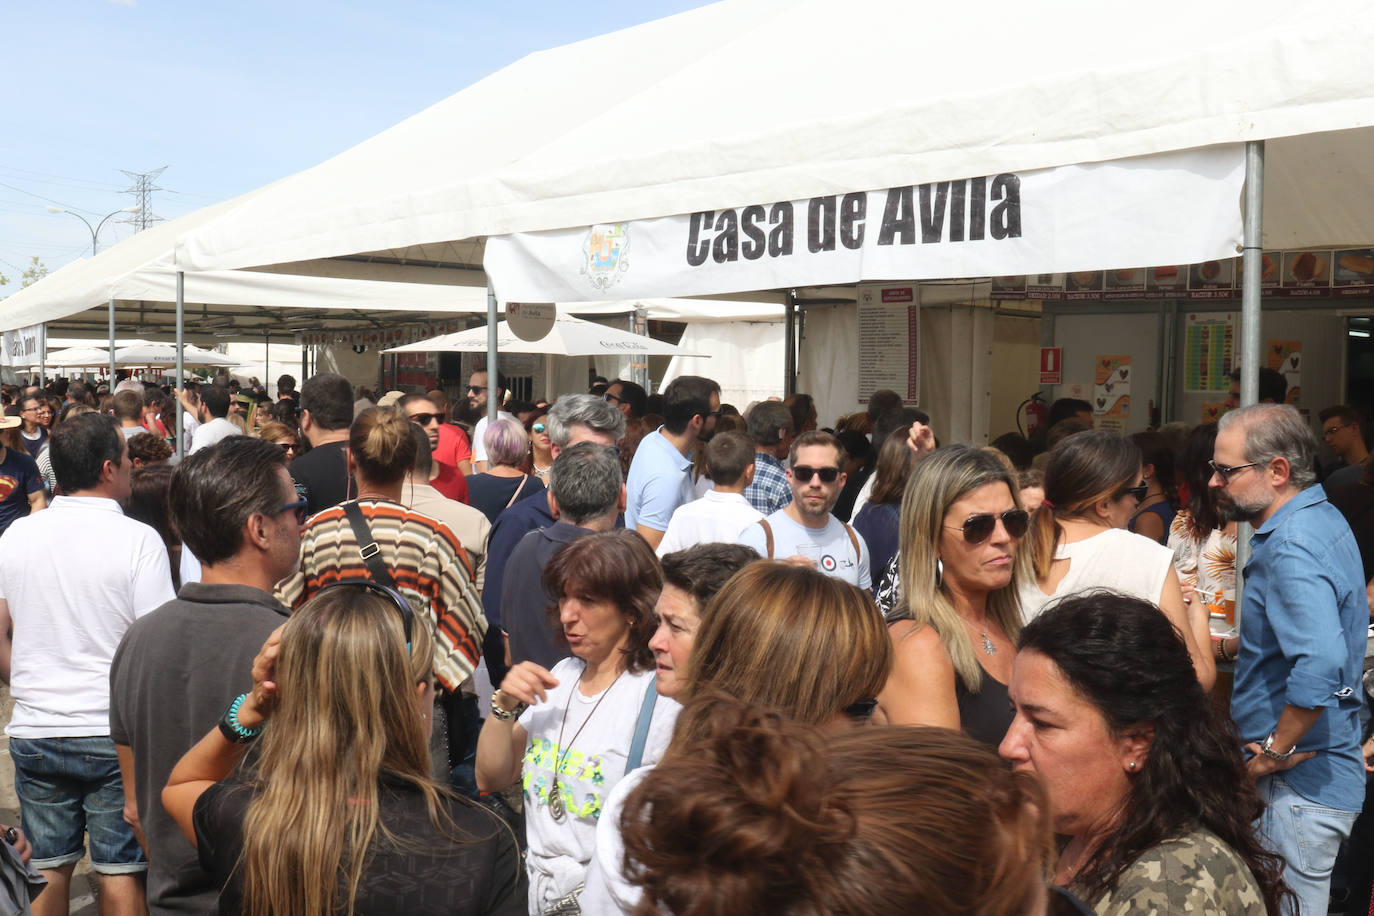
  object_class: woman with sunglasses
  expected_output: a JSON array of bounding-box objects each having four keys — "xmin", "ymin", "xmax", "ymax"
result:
[
  {"xmin": 163, "ymin": 585, "xmax": 525, "ymax": 915},
  {"xmin": 1021, "ymin": 430, "xmax": 1215, "ymax": 689},
  {"xmin": 255, "ymin": 420, "xmax": 301, "ymax": 461},
  {"xmin": 526, "ymin": 410, "xmax": 554, "ymax": 481},
  {"xmin": 873, "ymin": 445, "xmax": 1029, "ymax": 746},
  {"xmin": 580, "ymin": 559, "xmax": 892, "ymax": 915}
]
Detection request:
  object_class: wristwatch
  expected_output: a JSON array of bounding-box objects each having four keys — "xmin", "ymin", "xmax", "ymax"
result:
[
  {"xmin": 490, "ymin": 690, "xmax": 528, "ymax": 722},
  {"xmin": 218, "ymin": 693, "xmax": 265, "ymax": 743},
  {"xmin": 1260, "ymin": 732, "xmax": 1296, "ymax": 762}
]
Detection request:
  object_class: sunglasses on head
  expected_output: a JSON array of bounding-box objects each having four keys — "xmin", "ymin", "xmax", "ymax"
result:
[
  {"xmin": 408, "ymin": 412, "xmax": 444, "ymax": 426},
  {"xmin": 945, "ymin": 508, "xmax": 1030, "ymax": 544},
  {"xmin": 792, "ymin": 465, "xmax": 840, "ymax": 484},
  {"xmin": 315, "ymin": 580, "xmax": 415, "ymax": 653},
  {"xmin": 1116, "ymin": 482, "xmax": 1149, "ymax": 502}
]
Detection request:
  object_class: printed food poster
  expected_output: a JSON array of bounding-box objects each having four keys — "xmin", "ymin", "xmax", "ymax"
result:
[
  {"xmin": 1267, "ymin": 339, "xmax": 1302, "ymax": 406},
  {"xmin": 1104, "ymin": 267, "xmax": 1146, "ymax": 300},
  {"xmin": 1026, "ymin": 273, "xmax": 1064, "ymax": 300},
  {"xmin": 1147, "ymin": 265, "xmax": 1186, "ymax": 293},
  {"xmin": 1187, "ymin": 259, "xmax": 1235, "ymax": 300},
  {"xmin": 1092, "ymin": 355, "xmax": 1131, "ymax": 420},
  {"xmin": 1259, "ymin": 252, "xmax": 1280, "ymax": 289},
  {"xmin": 1279, "ymin": 251, "xmax": 1331, "ymax": 298},
  {"xmin": 1334, "ymin": 248, "xmax": 1374, "ymax": 295},
  {"xmin": 1200, "ymin": 403, "xmax": 1226, "ymax": 424},
  {"xmin": 1065, "ymin": 270, "xmax": 1103, "ymax": 300},
  {"xmin": 1183, "ymin": 313, "xmax": 1235, "ymax": 393}
]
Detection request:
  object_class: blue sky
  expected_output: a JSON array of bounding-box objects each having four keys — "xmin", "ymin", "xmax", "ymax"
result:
[{"xmin": 0, "ymin": 0, "xmax": 707, "ymax": 286}]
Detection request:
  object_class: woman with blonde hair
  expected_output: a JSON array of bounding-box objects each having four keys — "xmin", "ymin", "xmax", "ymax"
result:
[
  {"xmin": 1020, "ymin": 429, "xmax": 1214, "ymax": 689},
  {"xmin": 622, "ymin": 696, "xmax": 1058, "ymax": 916},
  {"xmin": 275, "ymin": 406, "xmax": 487, "ymax": 777},
  {"xmin": 581, "ymin": 561, "xmax": 893, "ymax": 914},
  {"xmin": 874, "ymin": 445, "xmax": 1031, "ymax": 746},
  {"xmin": 163, "ymin": 585, "xmax": 524, "ymax": 915}
]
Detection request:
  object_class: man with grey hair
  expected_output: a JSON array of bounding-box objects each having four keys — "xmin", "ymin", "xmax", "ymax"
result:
[
  {"xmin": 1210, "ymin": 403, "xmax": 1365, "ymax": 913},
  {"xmin": 500, "ymin": 442, "xmax": 624, "ymax": 668},
  {"xmin": 481, "ymin": 395, "xmax": 625, "ymax": 682},
  {"xmin": 743, "ymin": 400, "xmax": 795, "ymax": 514}
]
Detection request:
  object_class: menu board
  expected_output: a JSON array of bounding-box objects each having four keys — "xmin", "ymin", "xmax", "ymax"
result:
[
  {"xmin": 1103, "ymin": 268, "xmax": 1147, "ymax": 300},
  {"xmin": 1065, "ymin": 271, "xmax": 1104, "ymax": 300},
  {"xmin": 1278, "ymin": 251, "xmax": 1332, "ymax": 298},
  {"xmin": 1333, "ymin": 248, "xmax": 1374, "ymax": 296},
  {"xmin": 1183, "ymin": 312, "xmax": 1235, "ymax": 393},
  {"xmin": 856, "ymin": 283, "xmax": 919, "ymax": 404},
  {"xmin": 1187, "ymin": 259, "xmax": 1236, "ymax": 300}
]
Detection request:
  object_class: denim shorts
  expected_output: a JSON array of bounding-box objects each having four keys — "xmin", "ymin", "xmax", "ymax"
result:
[{"xmin": 9, "ymin": 736, "xmax": 146, "ymax": 873}]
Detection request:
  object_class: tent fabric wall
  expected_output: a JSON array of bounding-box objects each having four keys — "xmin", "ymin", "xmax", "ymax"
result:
[
  {"xmin": 798, "ymin": 304, "xmax": 995, "ymax": 444},
  {"xmin": 659, "ymin": 321, "xmax": 785, "ymax": 408}
]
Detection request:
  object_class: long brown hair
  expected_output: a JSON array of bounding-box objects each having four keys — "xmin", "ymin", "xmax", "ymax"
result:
[
  {"xmin": 1026, "ymin": 430, "xmax": 1140, "ymax": 579},
  {"xmin": 673, "ymin": 561, "xmax": 892, "ymax": 746},
  {"xmin": 869, "ymin": 428, "xmax": 917, "ymax": 505},
  {"xmin": 240, "ymin": 588, "xmax": 469, "ymax": 916},
  {"xmin": 622, "ymin": 695, "xmax": 1053, "ymax": 916}
]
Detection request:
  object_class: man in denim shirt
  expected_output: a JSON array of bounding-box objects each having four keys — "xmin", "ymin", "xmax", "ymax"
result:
[{"xmin": 1212, "ymin": 403, "xmax": 1365, "ymax": 914}]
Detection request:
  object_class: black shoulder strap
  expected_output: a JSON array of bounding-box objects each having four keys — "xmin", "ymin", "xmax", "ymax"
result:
[{"xmin": 342, "ymin": 500, "xmax": 397, "ymax": 589}]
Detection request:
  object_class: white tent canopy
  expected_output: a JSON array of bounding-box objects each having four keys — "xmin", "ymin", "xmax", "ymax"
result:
[
  {"xmin": 114, "ymin": 343, "xmax": 239, "ymax": 368},
  {"xmin": 175, "ymin": 0, "xmax": 1374, "ymax": 278},
  {"xmin": 384, "ymin": 312, "xmax": 703, "ymax": 358}
]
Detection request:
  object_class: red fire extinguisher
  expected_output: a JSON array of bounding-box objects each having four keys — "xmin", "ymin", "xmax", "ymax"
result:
[{"xmin": 1018, "ymin": 393, "xmax": 1048, "ymax": 438}]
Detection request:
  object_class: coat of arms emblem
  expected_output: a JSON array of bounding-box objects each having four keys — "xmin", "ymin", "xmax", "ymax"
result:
[{"xmin": 581, "ymin": 223, "xmax": 630, "ymax": 291}]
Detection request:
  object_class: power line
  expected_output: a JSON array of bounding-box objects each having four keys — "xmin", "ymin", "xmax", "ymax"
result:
[
  {"xmin": 119, "ymin": 166, "xmax": 167, "ymax": 231},
  {"xmin": 0, "ymin": 180, "xmax": 101, "ymax": 215}
]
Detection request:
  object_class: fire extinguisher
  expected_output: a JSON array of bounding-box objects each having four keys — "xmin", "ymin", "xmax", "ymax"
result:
[{"xmin": 1018, "ymin": 392, "xmax": 1048, "ymax": 438}]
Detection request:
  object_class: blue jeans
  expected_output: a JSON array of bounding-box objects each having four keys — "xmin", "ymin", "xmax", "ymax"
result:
[
  {"xmin": 9, "ymin": 736, "xmax": 146, "ymax": 874},
  {"xmin": 1255, "ymin": 773, "xmax": 1357, "ymax": 915}
]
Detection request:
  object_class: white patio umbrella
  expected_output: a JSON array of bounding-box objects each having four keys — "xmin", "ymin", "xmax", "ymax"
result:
[
  {"xmin": 114, "ymin": 343, "xmax": 239, "ymax": 369},
  {"xmin": 383, "ymin": 312, "xmax": 704, "ymax": 358},
  {"xmin": 47, "ymin": 346, "xmax": 112, "ymax": 368}
]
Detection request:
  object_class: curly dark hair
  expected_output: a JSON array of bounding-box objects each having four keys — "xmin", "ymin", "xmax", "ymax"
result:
[
  {"xmin": 1018, "ymin": 591, "xmax": 1289, "ymax": 914},
  {"xmin": 542, "ymin": 529, "xmax": 660, "ymax": 674}
]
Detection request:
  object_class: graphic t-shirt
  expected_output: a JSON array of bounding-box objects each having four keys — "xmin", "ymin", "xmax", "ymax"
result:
[
  {"xmin": 0, "ymin": 447, "xmax": 42, "ymax": 536},
  {"xmin": 518, "ymin": 657, "xmax": 678, "ymax": 913},
  {"xmin": 738, "ymin": 510, "xmax": 871, "ymax": 588}
]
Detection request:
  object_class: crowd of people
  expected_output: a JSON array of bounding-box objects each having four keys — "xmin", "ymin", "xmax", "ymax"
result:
[{"xmin": 0, "ymin": 365, "xmax": 1370, "ymax": 915}]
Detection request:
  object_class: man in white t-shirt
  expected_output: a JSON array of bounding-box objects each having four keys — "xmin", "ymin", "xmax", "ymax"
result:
[
  {"xmin": 0, "ymin": 414, "xmax": 175, "ymax": 913},
  {"xmin": 190, "ymin": 386, "xmax": 240, "ymax": 454},
  {"xmin": 468, "ymin": 369, "xmax": 515, "ymax": 472},
  {"xmin": 657, "ymin": 431, "xmax": 761, "ymax": 556},
  {"xmin": 739, "ymin": 430, "xmax": 871, "ymax": 589}
]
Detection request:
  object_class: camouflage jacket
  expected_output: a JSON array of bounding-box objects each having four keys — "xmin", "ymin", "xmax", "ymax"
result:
[{"xmin": 1084, "ymin": 829, "xmax": 1267, "ymax": 915}]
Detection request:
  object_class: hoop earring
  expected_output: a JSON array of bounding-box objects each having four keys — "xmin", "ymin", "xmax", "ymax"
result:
[{"xmin": 935, "ymin": 557, "xmax": 944, "ymax": 588}]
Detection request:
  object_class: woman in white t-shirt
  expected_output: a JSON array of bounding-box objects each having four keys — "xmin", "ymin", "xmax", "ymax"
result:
[
  {"xmin": 580, "ymin": 561, "xmax": 893, "ymax": 915},
  {"xmin": 474, "ymin": 530, "xmax": 675, "ymax": 915},
  {"xmin": 1020, "ymin": 430, "xmax": 1215, "ymax": 690}
]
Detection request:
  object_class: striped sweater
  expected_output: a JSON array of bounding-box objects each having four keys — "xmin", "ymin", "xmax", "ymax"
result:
[{"xmin": 275, "ymin": 499, "xmax": 486, "ymax": 692}]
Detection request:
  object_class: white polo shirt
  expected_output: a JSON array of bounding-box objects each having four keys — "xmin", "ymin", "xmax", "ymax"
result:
[{"xmin": 0, "ymin": 496, "xmax": 175, "ymax": 737}]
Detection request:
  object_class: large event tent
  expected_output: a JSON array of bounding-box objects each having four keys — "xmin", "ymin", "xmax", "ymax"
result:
[{"xmin": 168, "ymin": 0, "xmax": 1374, "ymax": 434}]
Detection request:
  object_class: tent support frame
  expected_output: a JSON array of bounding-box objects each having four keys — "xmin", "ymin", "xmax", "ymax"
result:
[
  {"xmin": 1234, "ymin": 140, "xmax": 1265, "ymax": 605},
  {"xmin": 176, "ymin": 272, "xmax": 185, "ymax": 461}
]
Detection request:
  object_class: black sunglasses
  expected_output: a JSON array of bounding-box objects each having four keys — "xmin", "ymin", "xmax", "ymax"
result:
[
  {"xmin": 792, "ymin": 465, "xmax": 840, "ymax": 484},
  {"xmin": 278, "ymin": 498, "xmax": 308, "ymax": 525},
  {"xmin": 408, "ymin": 412, "xmax": 445, "ymax": 426},
  {"xmin": 944, "ymin": 509, "xmax": 1030, "ymax": 544},
  {"xmin": 316, "ymin": 580, "xmax": 414, "ymax": 653},
  {"xmin": 1115, "ymin": 482, "xmax": 1149, "ymax": 502},
  {"xmin": 467, "ymin": 385, "xmax": 488, "ymax": 394},
  {"xmin": 843, "ymin": 698, "xmax": 878, "ymax": 722},
  {"xmin": 1208, "ymin": 459, "xmax": 1260, "ymax": 484},
  {"xmin": 603, "ymin": 392, "xmax": 625, "ymax": 405}
]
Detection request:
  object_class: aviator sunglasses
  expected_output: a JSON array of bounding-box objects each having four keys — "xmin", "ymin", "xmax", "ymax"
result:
[
  {"xmin": 944, "ymin": 508, "xmax": 1030, "ymax": 544},
  {"xmin": 792, "ymin": 465, "xmax": 840, "ymax": 484}
]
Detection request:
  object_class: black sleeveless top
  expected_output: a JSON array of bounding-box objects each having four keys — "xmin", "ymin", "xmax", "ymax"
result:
[{"xmin": 884, "ymin": 600, "xmax": 1014, "ymax": 749}]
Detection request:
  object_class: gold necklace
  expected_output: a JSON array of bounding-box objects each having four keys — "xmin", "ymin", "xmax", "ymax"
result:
[{"xmin": 548, "ymin": 668, "xmax": 625, "ymax": 820}]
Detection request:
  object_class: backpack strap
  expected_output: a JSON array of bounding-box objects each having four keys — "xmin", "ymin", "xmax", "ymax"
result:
[
  {"xmin": 343, "ymin": 500, "xmax": 398, "ymax": 590},
  {"xmin": 626, "ymin": 680, "xmax": 659, "ymax": 772},
  {"xmin": 758, "ymin": 518, "xmax": 774, "ymax": 559},
  {"xmin": 843, "ymin": 522, "xmax": 861, "ymax": 560}
]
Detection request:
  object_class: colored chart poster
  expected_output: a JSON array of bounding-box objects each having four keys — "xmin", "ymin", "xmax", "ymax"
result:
[{"xmin": 1183, "ymin": 312, "xmax": 1235, "ymax": 392}]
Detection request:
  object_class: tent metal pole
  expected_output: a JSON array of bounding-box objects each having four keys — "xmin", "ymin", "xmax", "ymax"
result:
[
  {"xmin": 1240, "ymin": 140, "xmax": 1264, "ymax": 409},
  {"xmin": 486, "ymin": 284, "xmax": 498, "ymax": 422},
  {"xmin": 108, "ymin": 298, "xmax": 116, "ymax": 388},
  {"xmin": 1234, "ymin": 139, "xmax": 1265, "ymax": 604},
  {"xmin": 176, "ymin": 272, "xmax": 185, "ymax": 462},
  {"xmin": 301, "ymin": 342, "xmax": 308, "ymax": 386},
  {"xmin": 784, "ymin": 290, "xmax": 797, "ymax": 398},
  {"xmin": 38, "ymin": 324, "xmax": 46, "ymax": 387}
]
